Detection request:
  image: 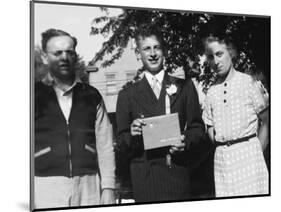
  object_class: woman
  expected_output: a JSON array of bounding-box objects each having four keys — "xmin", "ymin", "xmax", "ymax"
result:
[{"xmin": 202, "ymin": 36, "xmax": 269, "ymax": 197}]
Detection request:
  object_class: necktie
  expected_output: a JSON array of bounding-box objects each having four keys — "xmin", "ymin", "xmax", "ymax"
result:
[
  {"xmin": 152, "ymin": 76, "xmax": 171, "ymax": 168},
  {"xmin": 151, "ymin": 76, "xmax": 161, "ymax": 99}
]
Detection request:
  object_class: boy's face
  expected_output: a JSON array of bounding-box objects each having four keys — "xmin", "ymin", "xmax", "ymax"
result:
[{"xmin": 136, "ymin": 35, "xmax": 164, "ymax": 75}]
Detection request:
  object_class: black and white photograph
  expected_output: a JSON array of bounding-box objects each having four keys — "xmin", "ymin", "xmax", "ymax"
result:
[{"xmin": 30, "ymin": 0, "xmax": 272, "ymax": 211}]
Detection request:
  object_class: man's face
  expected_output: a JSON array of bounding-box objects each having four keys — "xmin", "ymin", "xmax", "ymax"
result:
[
  {"xmin": 136, "ymin": 35, "xmax": 164, "ymax": 74},
  {"xmin": 205, "ymin": 41, "xmax": 233, "ymax": 77},
  {"xmin": 43, "ymin": 35, "xmax": 77, "ymax": 81}
]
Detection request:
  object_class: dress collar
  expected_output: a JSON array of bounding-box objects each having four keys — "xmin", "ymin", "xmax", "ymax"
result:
[{"xmin": 215, "ymin": 67, "xmax": 237, "ymax": 85}]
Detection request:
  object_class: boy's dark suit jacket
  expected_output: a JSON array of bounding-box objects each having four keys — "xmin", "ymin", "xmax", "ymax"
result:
[{"xmin": 116, "ymin": 72, "xmax": 205, "ymax": 203}]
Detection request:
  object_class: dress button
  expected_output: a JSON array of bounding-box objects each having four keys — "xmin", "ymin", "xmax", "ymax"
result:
[
  {"xmin": 224, "ymin": 99, "xmax": 227, "ymax": 103},
  {"xmin": 224, "ymin": 91, "xmax": 227, "ymax": 94},
  {"xmin": 224, "ymin": 83, "xmax": 227, "ymax": 86}
]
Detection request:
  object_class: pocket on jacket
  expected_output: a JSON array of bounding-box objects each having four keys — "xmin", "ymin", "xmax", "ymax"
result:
[
  {"xmin": 35, "ymin": 146, "xmax": 51, "ymax": 158},
  {"xmin": 85, "ymin": 144, "xmax": 96, "ymax": 155}
]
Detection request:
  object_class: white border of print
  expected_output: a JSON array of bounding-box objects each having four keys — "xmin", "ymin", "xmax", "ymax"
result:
[{"xmin": 1, "ymin": 0, "xmax": 280, "ymax": 212}]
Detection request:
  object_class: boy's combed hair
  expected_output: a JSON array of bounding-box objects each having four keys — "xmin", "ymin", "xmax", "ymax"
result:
[
  {"xmin": 41, "ymin": 28, "xmax": 78, "ymax": 52},
  {"xmin": 134, "ymin": 23, "xmax": 166, "ymax": 50}
]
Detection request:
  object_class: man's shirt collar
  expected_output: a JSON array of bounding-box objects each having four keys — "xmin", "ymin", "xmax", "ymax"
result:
[
  {"xmin": 42, "ymin": 72, "xmax": 81, "ymax": 95},
  {"xmin": 144, "ymin": 69, "xmax": 165, "ymax": 87}
]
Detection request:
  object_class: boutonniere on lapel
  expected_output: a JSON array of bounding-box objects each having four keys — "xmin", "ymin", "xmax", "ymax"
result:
[{"xmin": 166, "ymin": 84, "xmax": 177, "ymax": 96}]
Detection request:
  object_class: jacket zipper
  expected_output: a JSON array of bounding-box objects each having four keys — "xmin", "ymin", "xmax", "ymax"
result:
[{"xmin": 66, "ymin": 121, "xmax": 73, "ymax": 178}]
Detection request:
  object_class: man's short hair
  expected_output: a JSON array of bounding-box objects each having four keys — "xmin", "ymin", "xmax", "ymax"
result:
[
  {"xmin": 41, "ymin": 28, "xmax": 78, "ymax": 52},
  {"xmin": 134, "ymin": 23, "xmax": 165, "ymax": 50}
]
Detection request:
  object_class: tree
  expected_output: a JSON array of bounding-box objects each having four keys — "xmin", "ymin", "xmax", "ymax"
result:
[
  {"xmin": 34, "ymin": 45, "xmax": 48, "ymax": 82},
  {"xmin": 90, "ymin": 8, "xmax": 270, "ymax": 91}
]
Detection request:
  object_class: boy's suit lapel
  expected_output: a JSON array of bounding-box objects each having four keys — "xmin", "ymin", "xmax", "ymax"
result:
[
  {"xmin": 133, "ymin": 76, "xmax": 158, "ymax": 115},
  {"xmin": 162, "ymin": 73, "xmax": 183, "ymax": 107}
]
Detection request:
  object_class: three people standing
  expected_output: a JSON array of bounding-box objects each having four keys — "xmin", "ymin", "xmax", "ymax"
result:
[{"xmin": 34, "ymin": 26, "xmax": 269, "ymax": 209}]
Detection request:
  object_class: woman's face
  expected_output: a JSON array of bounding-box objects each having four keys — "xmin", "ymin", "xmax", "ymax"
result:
[{"xmin": 205, "ymin": 41, "xmax": 233, "ymax": 78}]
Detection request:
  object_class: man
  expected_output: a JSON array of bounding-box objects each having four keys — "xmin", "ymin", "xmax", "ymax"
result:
[
  {"xmin": 34, "ymin": 29, "xmax": 115, "ymax": 209},
  {"xmin": 116, "ymin": 24, "xmax": 205, "ymax": 202}
]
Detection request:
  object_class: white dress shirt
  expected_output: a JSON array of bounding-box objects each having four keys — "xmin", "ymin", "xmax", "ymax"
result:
[{"xmin": 144, "ymin": 69, "xmax": 165, "ymax": 90}]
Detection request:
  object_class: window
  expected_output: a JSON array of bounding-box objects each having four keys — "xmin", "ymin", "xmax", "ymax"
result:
[
  {"xmin": 105, "ymin": 73, "xmax": 117, "ymax": 95},
  {"xmin": 126, "ymin": 72, "xmax": 136, "ymax": 82}
]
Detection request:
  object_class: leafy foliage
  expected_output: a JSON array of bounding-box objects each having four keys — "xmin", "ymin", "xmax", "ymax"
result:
[
  {"xmin": 90, "ymin": 8, "xmax": 270, "ymax": 91},
  {"xmin": 34, "ymin": 46, "xmax": 48, "ymax": 82}
]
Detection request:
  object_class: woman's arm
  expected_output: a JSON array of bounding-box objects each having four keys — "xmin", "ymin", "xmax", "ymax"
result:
[{"xmin": 258, "ymin": 108, "xmax": 269, "ymax": 151}]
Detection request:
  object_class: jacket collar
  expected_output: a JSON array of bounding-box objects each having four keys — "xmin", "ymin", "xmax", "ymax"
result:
[
  {"xmin": 41, "ymin": 72, "xmax": 82, "ymax": 94},
  {"xmin": 132, "ymin": 71, "xmax": 184, "ymax": 115},
  {"xmin": 162, "ymin": 73, "xmax": 184, "ymax": 107}
]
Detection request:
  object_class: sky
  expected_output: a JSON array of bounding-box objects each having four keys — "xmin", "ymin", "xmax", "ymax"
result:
[{"xmin": 34, "ymin": 3, "xmax": 122, "ymax": 63}]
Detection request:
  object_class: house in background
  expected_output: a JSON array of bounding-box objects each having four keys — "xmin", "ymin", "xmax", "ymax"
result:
[{"xmin": 87, "ymin": 39, "xmax": 142, "ymax": 113}]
